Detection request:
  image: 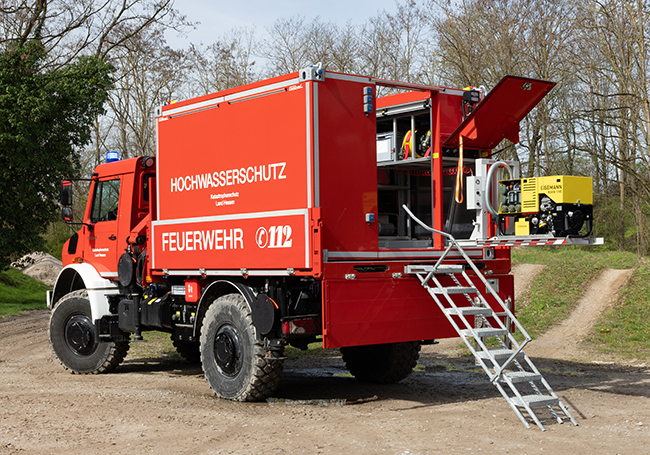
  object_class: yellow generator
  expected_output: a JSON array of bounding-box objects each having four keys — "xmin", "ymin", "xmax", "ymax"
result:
[{"xmin": 498, "ymin": 176, "xmax": 593, "ymax": 236}]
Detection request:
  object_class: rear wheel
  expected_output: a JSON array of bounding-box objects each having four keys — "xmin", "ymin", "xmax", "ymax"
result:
[
  {"xmin": 341, "ymin": 341, "xmax": 421, "ymax": 383},
  {"xmin": 49, "ymin": 290, "xmax": 129, "ymax": 374},
  {"xmin": 200, "ymin": 293, "xmax": 283, "ymax": 401}
]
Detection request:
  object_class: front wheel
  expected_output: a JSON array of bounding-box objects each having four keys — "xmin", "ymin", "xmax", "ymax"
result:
[
  {"xmin": 200, "ymin": 293, "xmax": 283, "ymax": 401},
  {"xmin": 49, "ymin": 290, "xmax": 129, "ymax": 374},
  {"xmin": 341, "ymin": 341, "xmax": 421, "ymax": 383}
]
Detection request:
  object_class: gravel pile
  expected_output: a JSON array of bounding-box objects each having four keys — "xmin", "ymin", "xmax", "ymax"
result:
[{"xmin": 12, "ymin": 252, "xmax": 62, "ymax": 287}]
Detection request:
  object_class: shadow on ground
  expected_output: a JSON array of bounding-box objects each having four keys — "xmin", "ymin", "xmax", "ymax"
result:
[{"xmin": 118, "ymin": 346, "xmax": 650, "ymax": 409}]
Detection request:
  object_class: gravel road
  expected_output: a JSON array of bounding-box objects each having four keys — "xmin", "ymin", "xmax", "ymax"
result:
[{"xmin": 1, "ymin": 307, "xmax": 649, "ymax": 455}]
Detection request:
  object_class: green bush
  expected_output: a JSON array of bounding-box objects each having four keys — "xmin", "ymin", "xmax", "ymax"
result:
[
  {"xmin": 44, "ymin": 222, "xmax": 76, "ymax": 260},
  {"xmin": 592, "ymin": 190, "xmax": 650, "ymax": 254}
]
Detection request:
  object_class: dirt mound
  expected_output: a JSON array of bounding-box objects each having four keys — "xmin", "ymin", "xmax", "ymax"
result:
[
  {"xmin": 510, "ymin": 264, "xmax": 635, "ymax": 362},
  {"xmin": 12, "ymin": 252, "xmax": 62, "ymax": 287},
  {"xmin": 525, "ymin": 267, "xmax": 634, "ymax": 361}
]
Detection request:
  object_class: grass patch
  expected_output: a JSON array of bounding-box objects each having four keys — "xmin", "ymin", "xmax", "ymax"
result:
[
  {"xmin": 333, "ymin": 372, "xmax": 354, "ymax": 378},
  {"xmin": 128, "ymin": 330, "xmax": 178, "ymax": 360},
  {"xmin": 585, "ymin": 261, "xmax": 650, "ymax": 360},
  {"xmin": 0, "ymin": 267, "xmax": 49, "ymax": 318},
  {"xmin": 511, "ymin": 248, "xmax": 639, "ymax": 340},
  {"xmin": 512, "ymin": 246, "xmax": 639, "ymax": 270}
]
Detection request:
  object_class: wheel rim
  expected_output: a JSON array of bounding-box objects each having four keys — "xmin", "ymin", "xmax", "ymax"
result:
[
  {"xmin": 214, "ymin": 324, "xmax": 242, "ymax": 376},
  {"xmin": 64, "ymin": 313, "xmax": 97, "ymax": 356}
]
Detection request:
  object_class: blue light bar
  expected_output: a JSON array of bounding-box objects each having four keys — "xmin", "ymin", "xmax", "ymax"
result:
[{"xmin": 106, "ymin": 151, "xmax": 120, "ymax": 163}]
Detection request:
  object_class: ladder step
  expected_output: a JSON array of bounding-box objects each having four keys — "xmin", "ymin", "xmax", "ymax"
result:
[
  {"xmin": 510, "ymin": 395, "xmax": 559, "ymax": 408},
  {"xmin": 461, "ymin": 328, "xmax": 507, "ymax": 338},
  {"xmin": 477, "ymin": 348, "xmax": 525, "ymax": 361},
  {"xmin": 431, "ymin": 265, "xmax": 466, "ymax": 274},
  {"xmin": 405, "ymin": 264, "xmax": 465, "ymax": 274},
  {"xmin": 501, "ymin": 371, "xmax": 542, "ymax": 383},
  {"xmin": 446, "ymin": 307, "xmax": 493, "ymax": 316},
  {"xmin": 431, "ymin": 286, "xmax": 477, "ymax": 295}
]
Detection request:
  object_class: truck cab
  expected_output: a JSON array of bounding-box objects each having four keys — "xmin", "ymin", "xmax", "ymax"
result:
[{"xmin": 62, "ymin": 158, "xmax": 154, "ymax": 276}]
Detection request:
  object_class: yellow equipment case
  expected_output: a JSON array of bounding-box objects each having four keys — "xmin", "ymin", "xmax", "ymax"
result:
[{"xmin": 498, "ymin": 175, "xmax": 593, "ymax": 236}]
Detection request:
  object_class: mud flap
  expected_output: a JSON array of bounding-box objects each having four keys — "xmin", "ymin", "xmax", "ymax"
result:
[{"xmin": 251, "ymin": 294, "xmax": 275, "ymax": 336}]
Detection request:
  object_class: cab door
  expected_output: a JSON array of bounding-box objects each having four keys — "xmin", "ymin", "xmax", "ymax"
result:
[{"xmin": 85, "ymin": 178, "xmax": 122, "ymax": 278}]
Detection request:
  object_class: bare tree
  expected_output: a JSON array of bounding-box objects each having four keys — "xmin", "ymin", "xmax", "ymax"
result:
[
  {"xmin": 357, "ymin": 1, "xmax": 431, "ymax": 83},
  {"xmin": 428, "ymin": 0, "xmax": 526, "ymax": 87},
  {"xmin": 0, "ymin": 0, "xmax": 192, "ymax": 67},
  {"xmin": 429, "ymin": 0, "xmax": 582, "ymax": 173},
  {"xmin": 260, "ymin": 2, "xmax": 430, "ymax": 83},
  {"xmin": 572, "ymin": 0, "xmax": 650, "ymax": 253},
  {"xmin": 103, "ymin": 26, "xmax": 189, "ymax": 160},
  {"xmin": 329, "ymin": 21, "xmax": 362, "ymax": 74},
  {"xmin": 262, "ymin": 15, "xmax": 314, "ymax": 75},
  {"xmin": 188, "ymin": 27, "xmax": 259, "ymax": 96}
]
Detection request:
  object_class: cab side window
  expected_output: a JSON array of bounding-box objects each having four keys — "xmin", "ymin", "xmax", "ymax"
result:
[
  {"xmin": 142, "ymin": 173, "xmax": 154, "ymax": 203},
  {"xmin": 90, "ymin": 179, "xmax": 121, "ymax": 222}
]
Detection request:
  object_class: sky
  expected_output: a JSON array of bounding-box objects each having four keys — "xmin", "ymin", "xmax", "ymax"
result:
[{"xmin": 166, "ymin": 0, "xmax": 401, "ymax": 48}]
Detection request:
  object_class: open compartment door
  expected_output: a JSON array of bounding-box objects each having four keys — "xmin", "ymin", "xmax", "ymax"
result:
[{"xmin": 443, "ymin": 76, "xmax": 556, "ymax": 150}]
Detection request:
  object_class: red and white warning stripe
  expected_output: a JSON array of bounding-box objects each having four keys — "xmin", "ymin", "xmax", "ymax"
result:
[
  {"xmin": 477, "ymin": 237, "xmax": 568, "ymax": 246},
  {"xmin": 458, "ymin": 236, "xmax": 603, "ymax": 248}
]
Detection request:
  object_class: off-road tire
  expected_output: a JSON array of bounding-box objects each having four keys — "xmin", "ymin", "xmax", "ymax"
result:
[
  {"xmin": 200, "ymin": 293, "xmax": 283, "ymax": 401},
  {"xmin": 49, "ymin": 290, "xmax": 129, "ymax": 374},
  {"xmin": 341, "ymin": 341, "xmax": 421, "ymax": 383},
  {"xmin": 173, "ymin": 339, "xmax": 201, "ymax": 363}
]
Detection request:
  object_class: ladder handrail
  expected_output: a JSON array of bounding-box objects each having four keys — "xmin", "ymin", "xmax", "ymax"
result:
[
  {"xmin": 402, "ymin": 206, "xmax": 577, "ymax": 430},
  {"xmin": 402, "ymin": 204, "xmax": 532, "ymax": 375}
]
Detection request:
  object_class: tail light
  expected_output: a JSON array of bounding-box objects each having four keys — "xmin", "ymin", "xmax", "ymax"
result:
[{"xmin": 282, "ymin": 317, "xmax": 321, "ymax": 336}]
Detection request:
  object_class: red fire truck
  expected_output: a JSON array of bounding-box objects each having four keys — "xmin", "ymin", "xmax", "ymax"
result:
[{"xmin": 49, "ymin": 65, "xmax": 598, "ymax": 429}]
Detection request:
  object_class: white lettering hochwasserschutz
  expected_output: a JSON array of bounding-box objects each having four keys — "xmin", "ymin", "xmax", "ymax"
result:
[{"xmin": 169, "ymin": 162, "xmax": 287, "ymax": 193}]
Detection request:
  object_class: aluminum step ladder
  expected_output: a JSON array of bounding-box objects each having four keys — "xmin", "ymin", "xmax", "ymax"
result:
[{"xmin": 402, "ymin": 205, "xmax": 578, "ymax": 431}]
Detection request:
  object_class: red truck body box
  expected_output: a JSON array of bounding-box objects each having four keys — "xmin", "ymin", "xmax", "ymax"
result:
[
  {"xmin": 322, "ymin": 273, "xmax": 513, "ymax": 348},
  {"xmin": 152, "ymin": 71, "xmax": 517, "ymax": 348},
  {"xmin": 153, "ymin": 72, "xmax": 460, "ymax": 274}
]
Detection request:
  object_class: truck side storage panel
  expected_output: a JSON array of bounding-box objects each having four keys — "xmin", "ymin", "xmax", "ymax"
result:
[
  {"xmin": 323, "ymin": 277, "xmax": 456, "ymax": 348},
  {"xmin": 322, "ymin": 272, "xmax": 514, "ymax": 349},
  {"xmin": 152, "ymin": 75, "xmax": 315, "ymax": 272},
  {"xmin": 317, "ymin": 76, "xmax": 378, "ymax": 255}
]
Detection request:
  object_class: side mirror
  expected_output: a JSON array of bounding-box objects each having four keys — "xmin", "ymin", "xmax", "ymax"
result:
[
  {"xmin": 62, "ymin": 207, "xmax": 73, "ymax": 222},
  {"xmin": 61, "ymin": 180, "xmax": 73, "ymax": 207}
]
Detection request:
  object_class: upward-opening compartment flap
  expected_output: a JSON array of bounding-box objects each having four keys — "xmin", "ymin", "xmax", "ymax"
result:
[{"xmin": 443, "ymin": 76, "xmax": 556, "ymax": 150}]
